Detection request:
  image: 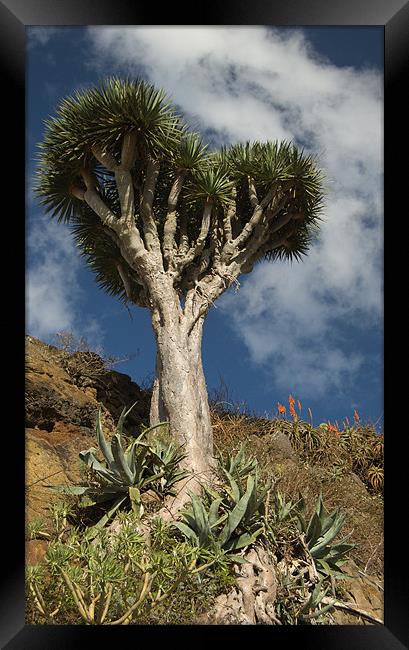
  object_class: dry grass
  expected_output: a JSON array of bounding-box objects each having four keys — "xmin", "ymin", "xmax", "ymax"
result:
[{"xmin": 210, "ymin": 407, "xmax": 384, "ymax": 578}]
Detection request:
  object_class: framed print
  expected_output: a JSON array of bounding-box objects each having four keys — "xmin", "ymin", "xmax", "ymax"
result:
[{"xmin": 1, "ymin": 0, "xmax": 406, "ymax": 647}]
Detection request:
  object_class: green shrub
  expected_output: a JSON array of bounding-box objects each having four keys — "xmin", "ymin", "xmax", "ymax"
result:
[
  {"xmin": 48, "ymin": 405, "xmax": 188, "ymax": 535},
  {"xmin": 294, "ymin": 493, "xmax": 354, "ymax": 579}
]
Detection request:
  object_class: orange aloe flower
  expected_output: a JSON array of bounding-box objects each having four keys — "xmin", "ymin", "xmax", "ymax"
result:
[
  {"xmin": 327, "ymin": 421, "xmax": 339, "ymax": 433},
  {"xmin": 353, "ymin": 409, "xmax": 360, "ymax": 423},
  {"xmin": 297, "ymin": 399, "xmax": 302, "ymax": 415},
  {"xmin": 288, "ymin": 394, "xmax": 297, "ymax": 419},
  {"xmin": 277, "ymin": 402, "xmax": 286, "ymax": 416}
]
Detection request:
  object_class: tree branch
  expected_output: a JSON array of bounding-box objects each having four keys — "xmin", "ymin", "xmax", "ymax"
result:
[
  {"xmin": 70, "ymin": 184, "xmax": 85, "ymax": 201},
  {"xmin": 230, "ymin": 183, "xmax": 284, "ymax": 252},
  {"xmin": 114, "ymin": 132, "xmax": 138, "ymax": 224},
  {"xmin": 140, "ymin": 158, "xmax": 161, "ymax": 253},
  {"xmin": 115, "ymin": 169, "xmax": 135, "ymax": 225},
  {"xmin": 80, "ymin": 169, "xmax": 119, "ymax": 231},
  {"xmin": 268, "ymin": 209, "xmax": 293, "ymax": 234},
  {"xmin": 163, "ymin": 170, "xmax": 187, "ymax": 269},
  {"xmin": 92, "ymin": 144, "xmax": 118, "ymax": 172},
  {"xmin": 240, "ymin": 236, "xmax": 289, "ymax": 273},
  {"xmin": 222, "ymin": 185, "xmax": 236, "ymax": 243},
  {"xmin": 177, "ymin": 211, "xmax": 189, "ymax": 258},
  {"xmin": 180, "ymin": 200, "xmax": 212, "ymax": 268},
  {"xmin": 321, "ymin": 597, "xmax": 383, "ymax": 625},
  {"xmin": 116, "ymin": 261, "xmax": 133, "ymax": 300},
  {"xmin": 78, "ymin": 152, "xmax": 166, "ymax": 296},
  {"xmin": 119, "ymin": 131, "xmax": 138, "ymax": 171},
  {"xmin": 248, "ymin": 177, "xmax": 258, "ymax": 208}
]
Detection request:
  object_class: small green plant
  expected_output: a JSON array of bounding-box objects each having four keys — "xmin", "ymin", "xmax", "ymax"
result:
[
  {"xmin": 295, "ymin": 494, "xmax": 354, "ymax": 579},
  {"xmin": 270, "ymin": 490, "xmax": 300, "ymax": 523},
  {"xmin": 173, "ymin": 466, "xmax": 266, "ymax": 556},
  {"xmin": 48, "ymin": 405, "xmax": 188, "ymax": 535},
  {"xmin": 26, "ymin": 523, "xmax": 154, "ymax": 625},
  {"xmin": 218, "ymin": 443, "xmax": 258, "ymax": 481},
  {"xmin": 26, "ymin": 512, "xmax": 234, "ymax": 626},
  {"xmin": 295, "ymin": 579, "xmax": 335, "ymax": 622},
  {"xmin": 27, "ymin": 517, "xmax": 51, "ymax": 540},
  {"xmin": 274, "ymin": 565, "xmax": 335, "ymax": 625},
  {"xmin": 148, "ymin": 437, "xmax": 189, "ymax": 495},
  {"xmin": 366, "ymin": 464, "xmax": 384, "ymax": 492}
]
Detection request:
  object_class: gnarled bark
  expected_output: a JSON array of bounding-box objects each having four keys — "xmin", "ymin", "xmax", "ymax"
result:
[
  {"xmin": 150, "ymin": 306, "xmax": 216, "ymax": 511},
  {"xmin": 206, "ymin": 546, "xmax": 279, "ymax": 625}
]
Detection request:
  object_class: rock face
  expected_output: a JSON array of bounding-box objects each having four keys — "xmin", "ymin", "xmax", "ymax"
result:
[
  {"xmin": 333, "ymin": 566, "xmax": 383, "ymax": 625},
  {"xmin": 25, "ymin": 336, "xmax": 150, "ymax": 528}
]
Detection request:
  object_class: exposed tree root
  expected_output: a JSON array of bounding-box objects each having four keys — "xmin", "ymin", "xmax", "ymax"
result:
[
  {"xmin": 209, "ymin": 546, "xmax": 280, "ymax": 625},
  {"xmin": 321, "ymin": 597, "xmax": 383, "ymax": 625}
]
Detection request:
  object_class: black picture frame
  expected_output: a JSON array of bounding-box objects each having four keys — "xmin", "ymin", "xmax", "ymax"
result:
[{"xmin": 1, "ymin": 0, "xmax": 406, "ymax": 647}]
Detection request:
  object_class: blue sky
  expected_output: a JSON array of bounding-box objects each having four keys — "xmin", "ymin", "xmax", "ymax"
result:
[{"xmin": 26, "ymin": 26, "xmax": 383, "ymax": 428}]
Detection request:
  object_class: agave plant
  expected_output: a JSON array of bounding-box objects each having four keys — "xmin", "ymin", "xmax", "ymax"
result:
[
  {"xmin": 270, "ymin": 490, "xmax": 301, "ymax": 523},
  {"xmin": 148, "ymin": 437, "xmax": 189, "ymax": 495},
  {"xmin": 296, "ymin": 579, "xmax": 335, "ymax": 622},
  {"xmin": 49, "ymin": 404, "xmax": 188, "ymax": 533},
  {"xmin": 173, "ymin": 472, "xmax": 265, "ymax": 554},
  {"xmin": 294, "ymin": 494, "xmax": 354, "ymax": 579},
  {"xmin": 219, "ymin": 443, "xmax": 258, "ymax": 482}
]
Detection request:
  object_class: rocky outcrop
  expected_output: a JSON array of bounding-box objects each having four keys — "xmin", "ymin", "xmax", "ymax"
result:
[
  {"xmin": 330, "ymin": 560, "xmax": 383, "ymax": 625},
  {"xmin": 25, "ymin": 336, "xmax": 150, "ymax": 528},
  {"xmin": 26, "ymin": 427, "xmax": 94, "ymax": 526},
  {"xmin": 25, "ymin": 336, "xmax": 149, "ymax": 436}
]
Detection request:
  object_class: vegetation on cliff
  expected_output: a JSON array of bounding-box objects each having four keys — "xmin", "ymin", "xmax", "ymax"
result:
[{"xmin": 25, "ymin": 335, "xmax": 383, "ymax": 626}]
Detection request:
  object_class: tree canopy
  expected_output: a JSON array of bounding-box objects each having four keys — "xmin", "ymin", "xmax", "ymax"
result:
[{"xmin": 35, "ymin": 77, "xmax": 325, "ymax": 310}]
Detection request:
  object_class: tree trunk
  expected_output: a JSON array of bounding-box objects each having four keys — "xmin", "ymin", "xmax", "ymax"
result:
[{"xmin": 150, "ymin": 307, "xmax": 216, "ymax": 510}]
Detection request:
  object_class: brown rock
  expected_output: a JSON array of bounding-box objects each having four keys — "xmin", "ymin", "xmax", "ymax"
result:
[
  {"xmin": 265, "ymin": 430, "xmax": 297, "ymax": 461},
  {"xmin": 25, "ymin": 336, "xmax": 151, "ymax": 525},
  {"xmin": 26, "ymin": 428, "xmax": 93, "ymax": 527},
  {"xmin": 332, "ymin": 560, "xmax": 383, "ymax": 625}
]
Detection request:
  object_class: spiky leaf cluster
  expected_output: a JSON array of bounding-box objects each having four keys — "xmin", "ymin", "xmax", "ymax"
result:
[
  {"xmin": 295, "ymin": 494, "xmax": 354, "ymax": 578},
  {"xmin": 49, "ymin": 405, "xmax": 188, "ymax": 534},
  {"xmin": 35, "ymin": 77, "xmax": 325, "ymax": 301}
]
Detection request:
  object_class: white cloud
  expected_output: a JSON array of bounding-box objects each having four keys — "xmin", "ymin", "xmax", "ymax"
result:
[
  {"xmin": 85, "ymin": 27, "xmax": 382, "ymax": 397},
  {"xmin": 26, "ymin": 216, "xmax": 105, "ymax": 347},
  {"xmin": 27, "ymin": 27, "xmax": 59, "ymax": 48},
  {"xmin": 26, "ymin": 217, "xmax": 81, "ymax": 339}
]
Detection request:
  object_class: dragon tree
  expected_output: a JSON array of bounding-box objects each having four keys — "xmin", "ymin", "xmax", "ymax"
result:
[{"xmin": 36, "ymin": 78, "xmax": 324, "ymax": 510}]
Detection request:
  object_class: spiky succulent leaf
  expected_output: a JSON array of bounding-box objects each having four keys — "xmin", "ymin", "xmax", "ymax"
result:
[
  {"xmin": 115, "ymin": 402, "xmax": 138, "ymax": 437},
  {"xmin": 305, "ymin": 512, "xmax": 323, "ymax": 546},
  {"xmin": 47, "ymin": 485, "xmax": 94, "ymax": 496},
  {"xmin": 309, "ymin": 512, "xmax": 346, "ymax": 558},
  {"xmin": 189, "ymin": 493, "xmax": 211, "ymax": 545},
  {"xmin": 172, "ymin": 521, "xmax": 200, "ymax": 544},
  {"xmin": 78, "ymin": 449, "xmax": 124, "ymax": 486},
  {"xmin": 84, "ymin": 494, "xmax": 128, "ymax": 540},
  {"xmin": 186, "ymin": 165, "xmax": 235, "ymax": 206},
  {"xmin": 223, "ymin": 527, "xmax": 264, "ymax": 552},
  {"xmin": 110, "ymin": 434, "xmax": 134, "ymax": 485},
  {"xmin": 220, "ymin": 475, "xmax": 255, "ymax": 546},
  {"xmin": 208, "ymin": 497, "xmax": 223, "ymax": 529},
  {"xmin": 222, "ymin": 469, "xmax": 241, "ymax": 503},
  {"xmin": 170, "ymin": 132, "xmax": 208, "ymax": 169},
  {"xmin": 95, "ymin": 409, "xmax": 115, "ymax": 468}
]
